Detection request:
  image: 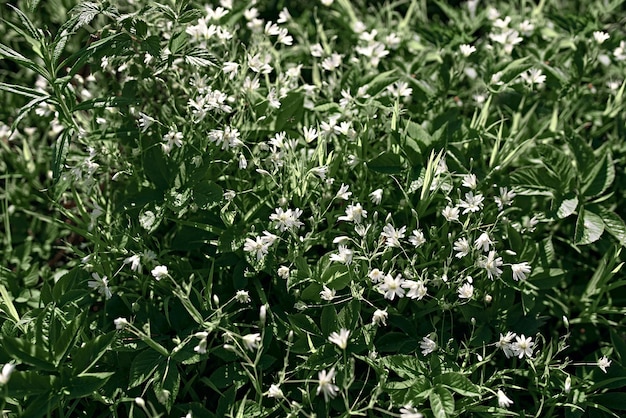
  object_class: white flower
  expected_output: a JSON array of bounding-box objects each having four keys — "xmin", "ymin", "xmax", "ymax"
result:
[
  {"xmin": 372, "ymin": 309, "xmax": 388, "ymax": 326},
  {"xmin": 235, "ymin": 290, "xmax": 251, "ymax": 303},
  {"xmin": 303, "ymin": 126, "xmax": 319, "ymax": 143},
  {"xmin": 379, "ymin": 274, "xmax": 406, "ymax": 300},
  {"xmin": 338, "ymin": 203, "xmax": 367, "ymax": 223},
  {"xmin": 381, "ymin": 223, "xmax": 407, "ymax": 248},
  {"xmin": 461, "ymin": 173, "xmax": 477, "ymax": 189},
  {"xmin": 458, "ymin": 192, "xmax": 484, "ymax": 214},
  {"xmin": 267, "ymin": 383, "xmax": 284, "ymax": 398},
  {"xmin": 0, "ymin": 363, "xmax": 15, "ymax": 385},
  {"xmin": 368, "ymin": 268, "xmax": 385, "ymax": 283},
  {"xmin": 494, "ymin": 187, "xmax": 516, "ymax": 210},
  {"xmin": 321, "ymin": 53, "xmax": 343, "ymax": 71},
  {"xmin": 124, "ymin": 254, "xmax": 142, "ymax": 272},
  {"xmin": 114, "ymin": 317, "xmax": 129, "ymax": 330},
  {"xmin": 321, "ymin": 0, "xmax": 334, "ymax": 6},
  {"xmin": 409, "ymin": 229, "xmax": 426, "ymax": 247},
  {"xmin": 330, "ymin": 245, "xmax": 353, "ymax": 265},
  {"xmin": 512, "ymin": 334, "xmax": 534, "ymax": 358},
  {"xmin": 614, "ymin": 41, "xmax": 626, "ymax": 61},
  {"xmin": 497, "ymin": 389, "xmax": 514, "ymax": 408},
  {"xmin": 336, "ymin": 183, "xmax": 352, "ymax": 200},
  {"xmin": 242, "ymin": 333, "xmax": 261, "ymax": 351},
  {"xmin": 442, "ymin": 205, "xmax": 460, "ymax": 221},
  {"xmin": 458, "ymin": 282, "xmax": 474, "ymax": 299},
  {"xmin": 317, "ymin": 368, "xmax": 340, "ymax": 402},
  {"xmin": 277, "ymin": 266, "xmax": 290, "ymax": 279},
  {"xmin": 137, "ymin": 112, "xmax": 156, "ymax": 132},
  {"xmin": 328, "ymin": 328, "xmax": 350, "ymax": 349},
  {"xmin": 151, "ymin": 265, "xmax": 169, "ymax": 280},
  {"xmin": 243, "ymin": 234, "xmax": 275, "ymax": 261},
  {"xmin": 593, "ymin": 31, "xmax": 610, "ymax": 44},
  {"xmin": 369, "ymin": 189, "xmax": 383, "ymax": 204},
  {"xmin": 511, "ymin": 262, "xmax": 531, "ymax": 281},
  {"xmin": 479, "ymin": 251, "xmax": 503, "ymax": 279},
  {"xmin": 521, "ymin": 68, "xmax": 546, "ymax": 86},
  {"xmin": 420, "ymin": 336, "xmax": 436, "ymax": 355},
  {"xmin": 399, "ymin": 405, "xmax": 423, "ymax": 418},
  {"xmin": 88, "ymin": 272, "xmax": 112, "ymax": 299},
  {"xmin": 402, "ymin": 279, "xmax": 428, "ymax": 300},
  {"xmin": 311, "ymin": 165, "xmax": 328, "ymax": 180},
  {"xmin": 496, "ymin": 332, "xmax": 517, "ymax": 358},
  {"xmin": 320, "ymin": 285, "xmax": 336, "ymax": 301},
  {"xmin": 459, "ymin": 44, "xmax": 476, "ymax": 56},
  {"xmin": 598, "ymin": 356, "xmax": 612, "ymax": 373},
  {"xmin": 270, "ymin": 207, "xmax": 304, "ymax": 232},
  {"xmin": 453, "ymin": 237, "xmax": 471, "ymax": 258},
  {"xmin": 474, "ymin": 232, "xmax": 493, "ymax": 252}
]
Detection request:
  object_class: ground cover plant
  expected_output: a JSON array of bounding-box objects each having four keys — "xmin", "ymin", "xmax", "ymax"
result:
[{"xmin": 1, "ymin": 0, "xmax": 626, "ymax": 416}]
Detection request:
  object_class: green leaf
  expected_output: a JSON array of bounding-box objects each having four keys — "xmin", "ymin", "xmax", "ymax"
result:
[
  {"xmin": 154, "ymin": 361, "xmax": 180, "ymax": 412},
  {"xmin": 71, "ymin": 332, "xmax": 116, "ymax": 375},
  {"xmin": 143, "ymin": 35, "xmax": 162, "ymax": 57},
  {"xmin": 381, "ymin": 355, "xmax": 424, "ymax": 379},
  {"xmin": 208, "ymin": 363, "xmax": 247, "ymax": 390},
  {"xmin": 582, "ymin": 152, "xmax": 615, "ymax": 198},
  {"xmin": 575, "ymin": 207, "xmax": 604, "ymax": 245},
  {"xmin": 274, "ymin": 91, "xmax": 304, "ymax": 131},
  {"xmin": 66, "ymin": 372, "xmax": 114, "ymax": 399},
  {"xmin": 320, "ymin": 305, "xmax": 338, "ymax": 335},
  {"xmin": 52, "ymin": 313, "xmax": 83, "ymax": 365},
  {"xmin": 0, "ymin": 81, "xmax": 48, "ymax": 100},
  {"xmin": 556, "ymin": 192, "xmax": 578, "ymax": 219},
  {"xmin": 364, "ymin": 69, "xmax": 397, "ymax": 96},
  {"xmin": 1, "ymin": 336, "xmax": 56, "ymax": 371},
  {"xmin": 429, "ymin": 387, "xmax": 452, "ymax": 418},
  {"xmin": 599, "ymin": 208, "xmax": 626, "ymax": 246},
  {"xmin": 367, "ymin": 152, "xmax": 403, "ymax": 174},
  {"xmin": 170, "ymin": 31, "xmax": 189, "ymax": 55},
  {"xmin": 128, "ymin": 349, "xmax": 164, "ymax": 389},
  {"xmin": 6, "ymin": 371, "xmax": 57, "ymax": 397},
  {"xmin": 590, "ymin": 393, "xmax": 626, "ymax": 410},
  {"xmin": 434, "ymin": 372, "xmax": 481, "ymax": 397}
]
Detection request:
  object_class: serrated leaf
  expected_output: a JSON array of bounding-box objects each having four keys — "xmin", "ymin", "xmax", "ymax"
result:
[
  {"xmin": 128, "ymin": 349, "xmax": 164, "ymax": 389},
  {"xmin": 367, "ymin": 152, "xmax": 403, "ymax": 174},
  {"xmin": 154, "ymin": 362, "xmax": 180, "ymax": 412},
  {"xmin": 575, "ymin": 207, "xmax": 604, "ymax": 245},
  {"xmin": 600, "ymin": 209, "xmax": 626, "ymax": 246}
]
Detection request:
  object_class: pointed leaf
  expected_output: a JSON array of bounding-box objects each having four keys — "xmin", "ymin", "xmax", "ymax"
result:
[
  {"xmin": 367, "ymin": 152, "xmax": 403, "ymax": 174},
  {"xmin": 575, "ymin": 207, "xmax": 605, "ymax": 245}
]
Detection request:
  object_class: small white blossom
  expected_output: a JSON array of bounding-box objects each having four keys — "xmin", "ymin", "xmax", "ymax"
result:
[
  {"xmin": 453, "ymin": 237, "xmax": 471, "ymax": 258},
  {"xmin": 497, "ymin": 389, "xmax": 514, "ymax": 408},
  {"xmin": 598, "ymin": 356, "xmax": 612, "ymax": 373},
  {"xmin": 320, "ymin": 285, "xmax": 336, "ymax": 301},
  {"xmin": 235, "ymin": 290, "xmax": 251, "ymax": 303},
  {"xmin": 270, "ymin": 207, "xmax": 304, "ymax": 232},
  {"xmin": 442, "ymin": 205, "xmax": 460, "ymax": 221},
  {"xmin": 336, "ymin": 183, "xmax": 352, "ymax": 200},
  {"xmin": 317, "ymin": 368, "xmax": 339, "ymax": 402},
  {"xmin": 402, "ymin": 279, "xmax": 428, "ymax": 300},
  {"xmin": 458, "ymin": 282, "xmax": 474, "ymax": 299},
  {"xmin": 409, "ymin": 229, "xmax": 426, "ymax": 247},
  {"xmin": 379, "ymin": 274, "xmax": 406, "ymax": 300},
  {"xmin": 511, "ymin": 262, "xmax": 531, "ymax": 281},
  {"xmin": 242, "ymin": 333, "xmax": 261, "ymax": 351},
  {"xmin": 151, "ymin": 265, "xmax": 169, "ymax": 280},
  {"xmin": 474, "ymin": 232, "xmax": 493, "ymax": 252},
  {"xmin": 369, "ymin": 189, "xmax": 383, "ymax": 204},
  {"xmin": 267, "ymin": 384, "xmax": 284, "ymax": 398},
  {"xmin": 114, "ymin": 317, "xmax": 129, "ymax": 330},
  {"xmin": 512, "ymin": 334, "xmax": 534, "ymax": 358},
  {"xmin": 328, "ymin": 328, "xmax": 350, "ymax": 349},
  {"xmin": 420, "ymin": 336, "xmax": 436, "ymax": 355},
  {"xmin": 479, "ymin": 251, "xmax": 503, "ymax": 279},
  {"xmin": 459, "ymin": 44, "xmax": 476, "ymax": 56},
  {"xmin": 330, "ymin": 245, "xmax": 353, "ymax": 265},
  {"xmin": 399, "ymin": 405, "xmax": 423, "ymax": 418},
  {"xmin": 338, "ymin": 203, "xmax": 367, "ymax": 223},
  {"xmin": 88, "ymin": 272, "xmax": 112, "ymax": 299},
  {"xmin": 277, "ymin": 266, "xmax": 290, "ymax": 279},
  {"xmin": 458, "ymin": 192, "xmax": 484, "ymax": 214},
  {"xmin": 593, "ymin": 31, "xmax": 610, "ymax": 44},
  {"xmin": 496, "ymin": 332, "xmax": 517, "ymax": 358},
  {"xmin": 461, "ymin": 173, "xmax": 477, "ymax": 189},
  {"xmin": 521, "ymin": 68, "xmax": 546, "ymax": 86},
  {"xmin": 381, "ymin": 223, "xmax": 406, "ymax": 248},
  {"xmin": 368, "ymin": 268, "xmax": 385, "ymax": 283},
  {"xmin": 372, "ymin": 309, "xmax": 388, "ymax": 326}
]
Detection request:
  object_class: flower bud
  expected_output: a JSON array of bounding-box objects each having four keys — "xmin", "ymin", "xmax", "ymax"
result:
[
  {"xmin": 564, "ymin": 375, "xmax": 571, "ymax": 393},
  {"xmin": 135, "ymin": 397, "xmax": 146, "ymax": 408},
  {"xmin": 259, "ymin": 304, "xmax": 267, "ymax": 326}
]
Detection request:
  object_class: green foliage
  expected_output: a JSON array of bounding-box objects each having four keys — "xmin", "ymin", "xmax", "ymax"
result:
[{"xmin": 1, "ymin": 0, "xmax": 626, "ymax": 416}]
